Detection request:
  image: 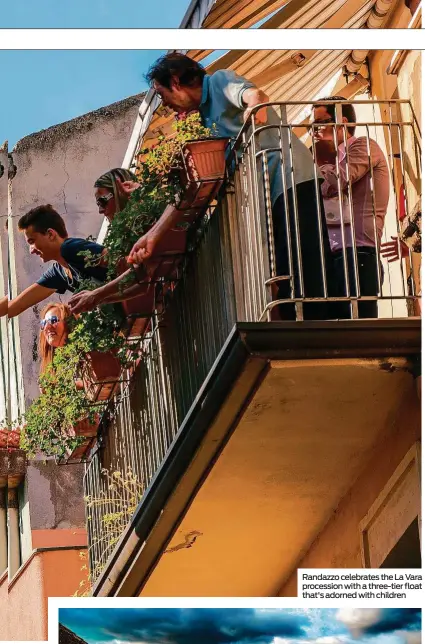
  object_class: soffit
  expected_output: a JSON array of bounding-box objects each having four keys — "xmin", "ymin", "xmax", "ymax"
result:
[
  {"xmin": 140, "ymin": 49, "xmax": 352, "ymax": 150},
  {"xmin": 181, "ymin": 0, "xmax": 378, "ymax": 29}
]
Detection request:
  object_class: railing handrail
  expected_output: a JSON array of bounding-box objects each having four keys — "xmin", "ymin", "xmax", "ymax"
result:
[{"xmin": 231, "ymin": 99, "xmax": 418, "ymax": 150}]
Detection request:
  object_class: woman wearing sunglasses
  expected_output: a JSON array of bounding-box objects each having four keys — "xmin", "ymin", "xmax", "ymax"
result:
[
  {"xmin": 94, "ymin": 168, "xmax": 140, "ymax": 223},
  {"xmin": 39, "ymin": 302, "xmax": 71, "ymax": 376},
  {"xmin": 69, "ymin": 168, "xmax": 147, "ymax": 314}
]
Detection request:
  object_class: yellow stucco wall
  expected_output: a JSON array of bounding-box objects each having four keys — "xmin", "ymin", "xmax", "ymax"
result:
[{"xmin": 278, "ymin": 383, "xmax": 421, "ymax": 596}]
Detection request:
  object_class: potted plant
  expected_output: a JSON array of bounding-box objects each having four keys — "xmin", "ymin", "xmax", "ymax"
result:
[
  {"xmin": 68, "ymin": 304, "xmax": 136, "ymax": 402},
  {"xmin": 63, "ymin": 415, "xmax": 100, "ymax": 463},
  {"xmin": 121, "ymin": 283, "xmax": 156, "ymax": 338},
  {"xmin": 92, "ymin": 114, "xmax": 225, "ymax": 289},
  {"xmin": 177, "ymin": 136, "xmax": 229, "ymax": 214},
  {"xmin": 21, "ymin": 342, "xmax": 101, "ymax": 459}
]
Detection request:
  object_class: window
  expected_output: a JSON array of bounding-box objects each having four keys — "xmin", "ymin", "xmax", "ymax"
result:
[{"xmin": 359, "ymin": 443, "xmax": 421, "ymax": 568}]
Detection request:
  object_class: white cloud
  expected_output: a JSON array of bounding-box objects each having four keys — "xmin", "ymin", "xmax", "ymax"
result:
[
  {"xmin": 397, "ymin": 631, "xmax": 421, "ymax": 644},
  {"xmin": 336, "ymin": 610, "xmax": 382, "ymax": 637}
]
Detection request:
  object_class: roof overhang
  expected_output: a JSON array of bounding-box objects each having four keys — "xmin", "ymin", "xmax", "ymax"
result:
[
  {"xmin": 180, "ymin": 0, "xmax": 403, "ymax": 29},
  {"xmin": 93, "ymin": 318, "xmax": 421, "ymax": 597}
]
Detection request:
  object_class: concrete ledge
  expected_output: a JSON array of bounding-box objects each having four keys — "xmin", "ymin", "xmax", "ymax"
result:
[{"xmin": 93, "ymin": 318, "xmax": 420, "ymax": 596}]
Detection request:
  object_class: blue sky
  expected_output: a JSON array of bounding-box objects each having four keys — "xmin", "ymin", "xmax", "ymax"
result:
[
  {"xmin": 0, "ymin": 50, "xmax": 164, "ymax": 147},
  {"xmin": 0, "ymin": 47, "xmax": 225, "ymax": 148},
  {"xmin": 1, "ymin": 0, "xmax": 190, "ymax": 28},
  {"xmin": 58, "ymin": 609, "xmax": 421, "ymax": 644},
  {"xmin": 0, "ymin": 0, "xmax": 193, "ymax": 147}
]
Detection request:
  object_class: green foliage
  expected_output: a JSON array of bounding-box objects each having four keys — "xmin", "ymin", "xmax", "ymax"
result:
[
  {"xmin": 68, "ymin": 305, "xmax": 131, "ymax": 364},
  {"xmin": 22, "ymin": 115, "xmax": 216, "ymax": 461},
  {"xmin": 84, "ymin": 467, "xmax": 144, "ymax": 586},
  {"xmin": 21, "ymin": 342, "xmax": 99, "ymax": 459},
  {"xmin": 101, "ymin": 112, "xmax": 216, "ymax": 280}
]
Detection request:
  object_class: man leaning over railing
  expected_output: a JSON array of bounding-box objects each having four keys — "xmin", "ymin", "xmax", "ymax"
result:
[
  {"xmin": 313, "ymin": 96, "xmax": 390, "ymax": 318},
  {"xmin": 128, "ymin": 52, "xmax": 337, "ymax": 320}
]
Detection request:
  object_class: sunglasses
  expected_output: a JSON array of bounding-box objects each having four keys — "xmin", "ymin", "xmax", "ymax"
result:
[
  {"xmin": 96, "ymin": 192, "xmax": 114, "ymax": 208},
  {"xmin": 40, "ymin": 315, "xmax": 60, "ymax": 330}
]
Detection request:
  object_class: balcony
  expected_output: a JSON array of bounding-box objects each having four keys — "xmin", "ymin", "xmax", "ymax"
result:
[{"xmin": 84, "ymin": 99, "xmax": 421, "ymax": 596}]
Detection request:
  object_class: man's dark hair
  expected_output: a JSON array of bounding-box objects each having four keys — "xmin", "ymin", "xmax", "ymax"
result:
[
  {"xmin": 314, "ymin": 96, "xmax": 356, "ymax": 136},
  {"xmin": 146, "ymin": 53, "xmax": 206, "ymax": 90},
  {"xmin": 18, "ymin": 204, "xmax": 68, "ymax": 238}
]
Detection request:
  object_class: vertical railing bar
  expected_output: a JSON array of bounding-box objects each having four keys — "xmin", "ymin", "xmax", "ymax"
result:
[
  {"xmin": 278, "ymin": 107, "xmax": 295, "ymax": 303},
  {"xmin": 397, "ymin": 122, "xmax": 415, "ymax": 298},
  {"xmin": 340, "ymin": 117, "xmax": 360, "ymax": 319},
  {"xmin": 365, "ymin": 124, "xmax": 383, "ymax": 303},
  {"xmin": 331, "ymin": 119, "xmax": 352, "ymax": 316},
  {"xmin": 287, "ymin": 122, "xmax": 304, "ymax": 321},
  {"xmin": 310, "ymin": 133, "xmax": 328, "ymax": 298}
]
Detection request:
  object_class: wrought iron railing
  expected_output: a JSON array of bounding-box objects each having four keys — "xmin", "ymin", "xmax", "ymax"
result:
[
  {"xmin": 230, "ymin": 99, "xmax": 421, "ymax": 321},
  {"xmin": 84, "ymin": 207, "xmax": 236, "ymax": 577},
  {"xmin": 84, "ymin": 99, "xmax": 422, "ymax": 580}
]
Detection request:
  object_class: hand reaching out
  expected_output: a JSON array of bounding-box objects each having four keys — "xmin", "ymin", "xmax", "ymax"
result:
[
  {"xmin": 117, "ymin": 178, "xmax": 141, "ymax": 198},
  {"xmin": 380, "ymin": 236, "xmax": 409, "ymax": 263},
  {"xmin": 128, "ymin": 229, "xmax": 159, "ymax": 265},
  {"xmin": 68, "ymin": 290, "xmax": 100, "ymax": 314}
]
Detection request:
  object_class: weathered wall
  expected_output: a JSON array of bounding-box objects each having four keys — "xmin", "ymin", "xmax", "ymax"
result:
[
  {"xmin": 0, "ymin": 143, "xmax": 8, "ymax": 423},
  {"xmin": 278, "ymin": 384, "xmax": 421, "ymax": 596},
  {"xmin": 0, "ymin": 142, "xmax": 7, "ymax": 298},
  {"xmin": 7, "ymin": 547, "xmax": 88, "ymax": 641},
  {"xmin": 0, "ymin": 571, "xmax": 7, "ymax": 641},
  {"xmin": 8, "ymin": 94, "xmax": 144, "ymax": 548},
  {"xmin": 10, "ymin": 93, "xmax": 143, "ymax": 407},
  {"xmin": 27, "ymin": 461, "xmax": 87, "ymax": 531}
]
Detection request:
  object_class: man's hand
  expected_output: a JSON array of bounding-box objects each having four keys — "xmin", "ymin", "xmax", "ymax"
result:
[
  {"xmin": 128, "ymin": 229, "xmax": 160, "ymax": 265},
  {"xmin": 68, "ymin": 290, "xmax": 101, "ymax": 314},
  {"xmin": 117, "ymin": 178, "xmax": 141, "ymax": 198},
  {"xmin": 381, "ymin": 236, "xmax": 409, "ymax": 263},
  {"xmin": 315, "ymin": 139, "xmax": 337, "ymax": 166},
  {"xmin": 242, "ymin": 87, "xmax": 269, "ymax": 126},
  {"xmin": 243, "ymin": 105, "xmax": 268, "ymax": 126}
]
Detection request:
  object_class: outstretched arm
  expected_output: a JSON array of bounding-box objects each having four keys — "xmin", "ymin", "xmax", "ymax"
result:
[
  {"xmin": 0, "ymin": 296, "xmax": 8, "ymax": 318},
  {"xmin": 68, "ymin": 268, "xmax": 147, "ymax": 313},
  {"xmin": 241, "ymin": 87, "xmax": 269, "ymax": 125},
  {"xmin": 7, "ymin": 284, "xmax": 56, "ymax": 319}
]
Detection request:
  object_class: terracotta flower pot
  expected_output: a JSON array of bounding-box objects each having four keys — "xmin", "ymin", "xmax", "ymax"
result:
[
  {"xmin": 60, "ymin": 415, "xmax": 100, "ymax": 464},
  {"xmin": 182, "ymin": 138, "xmax": 229, "ymax": 182},
  {"xmin": 82, "ymin": 351, "xmax": 122, "ymax": 402},
  {"xmin": 73, "ymin": 415, "xmax": 100, "ymax": 438},
  {"xmin": 143, "ymin": 228, "xmax": 188, "ymax": 282},
  {"xmin": 175, "ymin": 138, "xmax": 229, "ymax": 219},
  {"xmin": 122, "ymin": 285, "xmax": 156, "ymax": 338},
  {"xmin": 0, "ymin": 428, "xmax": 21, "ymax": 450}
]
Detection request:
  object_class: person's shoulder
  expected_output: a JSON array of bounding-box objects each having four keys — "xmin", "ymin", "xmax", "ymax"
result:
[
  {"xmin": 209, "ymin": 68, "xmax": 241, "ymax": 87},
  {"xmin": 210, "ymin": 69, "xmax": 234, "ymax": 81},
  {"xmin": 351, "ymin": 135, "xmax": 385, "ymax": 155},
  {"xmin": 61, "ymin": 237, "xmax": 103, "ymax": 257},
  {"xmin": 41, "ymin": 261, "xmax": 62, "ymax": 276},
  {"xmin": 61, "ymin": 237, "xmax": 87, "ymax": 250}
]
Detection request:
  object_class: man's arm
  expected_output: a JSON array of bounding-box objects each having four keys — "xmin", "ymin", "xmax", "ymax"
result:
[
  {"xmin": 7, "ymin": 284, "xmax": 56, "ymax": 319},
  {"xmin": 128, "ymin": 204, "xmax": 184, "ymax": 265},
  {"xmin": 100, "ymin": 281, "xmax": 152, "ymax": 304},
  {"xmin": 128, "ymin": 80, "xmax": 269, "ymax": 265},
  {"xmin": 320, "ymin": 138, "xmax": 376, "ymax": 198},
  {"xmin": 68, "ymin": 268, "xmax": 146, "ymax": 313},
  {"xmin": 0, "ymin": 296, "xmax": 8, "ymax": 318},
  {"xmin": 241, "ymin": 87, "xmax": 269, "ymax": 125}
]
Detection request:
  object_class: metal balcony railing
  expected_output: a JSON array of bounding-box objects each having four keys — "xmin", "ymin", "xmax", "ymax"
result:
[
  {"xmin": 84, "ymin": 99, "xmax": 422, "ymax": 581},
  {"xmin": 229, "ymin": 99, "xmax": 421, "ymax": 321}
]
